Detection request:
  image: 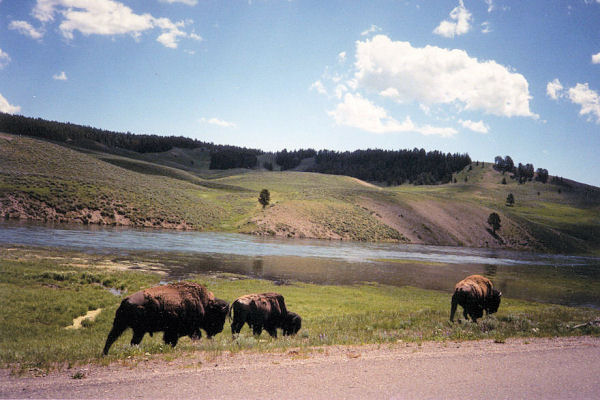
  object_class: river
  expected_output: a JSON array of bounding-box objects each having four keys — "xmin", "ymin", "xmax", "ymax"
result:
[{"xmin": 1, "ymin": 220, "xmax": 599, "ymax": 308}]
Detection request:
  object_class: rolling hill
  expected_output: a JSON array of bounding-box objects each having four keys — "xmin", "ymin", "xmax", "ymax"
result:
[{"xmin": 0, "ymin": 132, "xmax": 598, "ymax": 254}]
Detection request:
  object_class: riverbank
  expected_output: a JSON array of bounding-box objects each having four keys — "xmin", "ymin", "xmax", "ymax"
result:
[{"xmin": 1, "ymin": 246, "xmax": 599, "ymax": 372}]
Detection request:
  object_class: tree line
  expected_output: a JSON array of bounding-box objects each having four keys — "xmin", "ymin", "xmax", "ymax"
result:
[
  {"xmin": 494, "ymin": 155, "xmax": 549, "ymax": 183},
  {"xmin": 0, "ymin": 112, "xmax": 262, "ymax": 167},
  {"xmin": 1, "ymin": 113, "xmax": 472, "ymax": 183},
  {"xmin": 276, "ymin": 148, "xmax": 471, "ymax": 185}
]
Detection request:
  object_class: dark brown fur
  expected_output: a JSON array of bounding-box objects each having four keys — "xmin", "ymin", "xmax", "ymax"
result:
[
  {"xmin": 450, "ymin": 275, "xmax": 501, "ymax": 322},
  {"xmin": 103, "ymin": 282, "xmax": 229, "ymax": 355},
  {"xmin": 230, "ymin": 293, "xmax": 301, "ymax": 337}
]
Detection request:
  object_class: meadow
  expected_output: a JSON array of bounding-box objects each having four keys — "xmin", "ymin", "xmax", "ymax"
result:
[{"xmin": 1, "ymin": 246, "xmax": 598, "ymax": 373}]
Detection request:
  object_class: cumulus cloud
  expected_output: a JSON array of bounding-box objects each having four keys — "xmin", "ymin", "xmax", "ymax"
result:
[
  {"xmin": 592, "ymin": 52, "xmax": 600, "ymax": 64},
  {"xmin": 200, "ymin": 117, "xmax": 236, "ymax": 128},
  {"xmin": 328, "ymin": 93, "xmax": 457, "ymax": 137},
  {"xmin": 159, "ymin": 0, "xmax": 198, "ymax": 5},
  {"xmin": 338, "ymin": 51, "xmax": 346, "ymax": 63},
  {"xmin": 433, "ymin": 0, "xmax": 472, "ymax": 38},
  {"xmin": 547, "ymin": 79, "xmax": 600, "ymax": 123},
  {"xmin": 310, "ymin": 80, "xmax": 327, "ymax": 96},
  {"xmin": 0, "ymin": 49, "xmax": 10, "ymax": 69},
  {"xmin": 8, "ymin": 20, "xmax": 44, "ymax": 39},
  {"xmin": 361, "ymin": 24, "xmax": 381, "ymax": 36},
  {"xmin": 29, "ymin": 0, "xmax": 194, "ymax": 49},
  {"xmin": 0, "ymin": 93, "xmax": 20, "ymax": 114},
  {"xmin": 354, "ymin": 35, "xmax": 537, "ymax": 118},
  {"xmin": 568, "ymin": 83, "xmax": 600, "ymax": 123},
  {"xmin": 546, "ymin": 78, "xmax": 564, "ymax": 100},
  {"xmin": 459, "ymin": 119, "xmax": 489, "ymax": 133},
  {"xmin": 53, "ymin": 71, "xmax": 67, "ymax": 80}
]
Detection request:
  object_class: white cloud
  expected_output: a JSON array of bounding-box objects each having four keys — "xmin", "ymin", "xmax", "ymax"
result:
[
  {"xmin": 328, "ymin": 93, "xmax": 457, "ymax": 137},
  {"xmin": 8, "ymin": 20, "xmax": 44, "ymax": 39},
  {"xmin": 485, "ymin": 0, "xmax": 494, "ymax": 12},
  {"xmin": 189, "ymin": 32, "xmax": 202, "ymax": 41},
  {"xmin": 0, "ymin": 49, "xmax": 10, "ymax": 69},
  {"xmin": 159, "ymin": 0, "xmax": 198, "ymax": 5},
  {"xmin": 433, "ymin": 0, "xmax": 472, "ymax": 38},
  {"xmin": 30, "ymin": 0, "xmax": 194, "ymax": 49},
  {"xmin": 379, "ymin": 87, "xmax": 401, "ymax": 101},
  {"xmin": 53, "ymin": 71, "xmax": 68, "ymax": 80},
  {"xmin": 568, "ymin": 83, "xmax": 600, "ymax": 123},
  {"xmin": 546, "ymin": 79, "xmax": 564, "ymax": 100},
  {"xmin": 361, "ymin": 24, "xmax": 381, "ymax": 36},
  {"xmin": 592, "ymin": 52, "xmax": 600, "ymax": 64},
  {"xmin": 200, "ymin": 117, "xmax": 236, "ymax": 128},
  {"xmin": 354, "ymin": 35, "xmax": 537, "ymax": 118},
  {"xmin": 481, "ymin": 21, "xmax": 492, "ymax": 34},
  {"xmin": 154, "ymin": 18, "xmax": 187, "ymax": 48},
  {"xmin": 459, "ymin": 119, "xmax": 489, "ymax": 133},
  {"xmin": 310, "ymin": 80, "xmax": 327, "ymax": 96},
  {"xmin": 338, "ymin": 51, "xmax": 346, "ymax": 63},
  {"xmin": 334, "ymin": 84, "xmax": 348, "ymax": 99},
  {"xmin": 0, "ymin": 93, "xmax": 20, "ymax": 114}
]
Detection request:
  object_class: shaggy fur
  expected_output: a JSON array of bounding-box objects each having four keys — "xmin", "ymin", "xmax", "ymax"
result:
[
  {"xmin": 103, "ymin": 282, "xmax": 229, "ymax": 355},
  {"xmin": 450, "ymin": 275, "xmax": 501, "ymax": 322}
]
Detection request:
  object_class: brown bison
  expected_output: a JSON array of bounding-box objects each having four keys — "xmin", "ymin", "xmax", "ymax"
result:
[
  {"xmin": 103, "ymin": 282, "xmax": 229, "ymax": 355},
  {"xmin": 450, "ymin": 275, "xmax": 501, "ymax": 322},
  {"xmin": 230, "ymin": 292, "xmax": 301, "ymax": 337}
]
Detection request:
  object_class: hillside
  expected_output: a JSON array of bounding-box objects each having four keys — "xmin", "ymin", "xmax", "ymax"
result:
[{"xmin": 0, "ymin": 133, "xmax": 598, "ymax": 254}]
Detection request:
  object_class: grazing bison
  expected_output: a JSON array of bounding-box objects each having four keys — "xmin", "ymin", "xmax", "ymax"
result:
[
  {"xmin": 282, "ymin": 311, "xmax": 302, "ymax": 336},
  {"xmin": 103, "ymin": 282, "xmax": 229, "ymax": 355},
  {"xmin": 230, "ymin": 292, "xmax": 301, "ymax": 337},
  {"xmin": 450, "ymin": 275, "xmax": 501, "ymax": 323}
]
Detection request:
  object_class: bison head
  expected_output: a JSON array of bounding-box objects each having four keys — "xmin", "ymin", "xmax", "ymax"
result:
[
  {"xmin": 487, "ymin": 289, "xmax": 502, "ymax": 314},
  {"xmin": 204, "ymin": 298, "xmax": 230, "ymax": 337},
  {"xmin": 282, "ymin": 311, "xmax": 302, "ymax": 336}
]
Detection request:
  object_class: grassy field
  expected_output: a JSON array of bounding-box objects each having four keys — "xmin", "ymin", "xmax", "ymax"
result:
[
  {"xmin": 0, "ymin": 133, "xmax": 598, "ymax": 253},
  {"xmin": 1, "ymin": 247, "xmax": 599, "ymax": 372}
]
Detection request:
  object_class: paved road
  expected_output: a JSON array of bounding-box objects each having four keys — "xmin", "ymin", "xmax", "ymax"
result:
[{"xmin": 2, "ymin": 337, "xmax": 599, "ymax": 399}]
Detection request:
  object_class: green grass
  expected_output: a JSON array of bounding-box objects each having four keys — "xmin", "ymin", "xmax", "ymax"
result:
[{"xmin": 1, "ymin": 251, "xmax": 598, "ymax": 372}]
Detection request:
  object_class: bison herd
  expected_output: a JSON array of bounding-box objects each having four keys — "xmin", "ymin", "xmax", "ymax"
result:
[
  {"xmin": 103, "ymin": 282, "xmax": 302, "ymax": 355},
  {"xmin": 103, "ymin": 274, "xmax": 500, "ymax": 355}
]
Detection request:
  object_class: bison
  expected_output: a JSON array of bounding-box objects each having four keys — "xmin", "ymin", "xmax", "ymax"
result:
[
  {"xmin": 103, "ymin": 282, "xmax": 229, "ymax": 355},
  {"xmin": 450, "ymin": 274, "xmax": 501, "ymax": 323},
  {"xmin": 230, "ymin": 292, "xmax": 301, "ymax": 337}
]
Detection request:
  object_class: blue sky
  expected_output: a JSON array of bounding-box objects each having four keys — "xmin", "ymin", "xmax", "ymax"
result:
[{"xmin": 1, "ymin": 0, "xmax": 599, "ymax": 186}]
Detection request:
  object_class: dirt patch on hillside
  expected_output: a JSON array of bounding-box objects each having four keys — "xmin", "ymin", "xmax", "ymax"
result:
[
  {"xmin": 250, "ymin": 202, "xmax": 344, "ymax": 240},
  {"xmin": 359, "ymin": 196, "xmax": 536, "ymax": 250},
  {"xmin": 0, "ymin": 193, "xmax": 192, "ymax": 230}
]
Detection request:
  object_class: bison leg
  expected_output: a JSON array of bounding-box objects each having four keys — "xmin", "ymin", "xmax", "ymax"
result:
[
  {"xmin": 103, "ymin": 323, "xmax": 127, "ymax": 355},
  {"xmin": 190, "ymin": 329, "xmax": 202, "ymax": 340},
  {"xmin": 252, "ymin": 324, "xmax": 263, "ymax": 336},
  {"xmin": 265, "ymin": 322, "xmax": 277, "ymax": 338},
  {"xmin": 163, "ymin": 329, "xmax": 179, "ymax": 347},
  {"xmin": 130, "ymin": 329, "xmax": 145, "ymax": 346}
]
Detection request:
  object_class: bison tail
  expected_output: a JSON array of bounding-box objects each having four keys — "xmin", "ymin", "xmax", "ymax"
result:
[{"xmin": 450, "ymin": 292, "xmax": 458, "ymax": 322}]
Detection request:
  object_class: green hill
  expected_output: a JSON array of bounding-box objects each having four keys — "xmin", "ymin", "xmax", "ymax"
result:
[{"xmin": 0, "ymin": 132, "xmax": 598, "ymax": 254}]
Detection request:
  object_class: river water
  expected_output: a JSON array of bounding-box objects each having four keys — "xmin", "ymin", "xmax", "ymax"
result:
[{"xmin": 1, "ymin": 220, "xmax": 599, "ymax": 308}]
